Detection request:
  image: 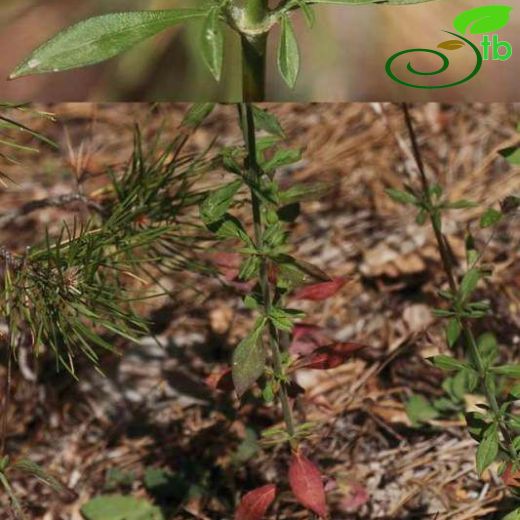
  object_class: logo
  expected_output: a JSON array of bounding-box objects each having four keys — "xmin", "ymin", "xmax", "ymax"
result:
[{"xmin": 385, "ymin": 5, "xmax": 513, "ymax": 89}]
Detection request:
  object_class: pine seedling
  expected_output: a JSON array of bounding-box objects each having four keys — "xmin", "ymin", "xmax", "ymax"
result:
[
  {"xmin": 0, "ymin": 114, "xmax": 214, "ymax": 517},
  {"xmin": 9, "ymin": 0, "xmax": 435, "ymax": 101},
  {"xmin": 386, "ymin": 104, "xmax": 520, "ymax": 517}
]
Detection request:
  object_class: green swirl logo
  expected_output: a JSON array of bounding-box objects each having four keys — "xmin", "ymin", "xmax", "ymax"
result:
[{"xmin": 385, "ymin": 5, "xmax": 513, "ymax": 89}]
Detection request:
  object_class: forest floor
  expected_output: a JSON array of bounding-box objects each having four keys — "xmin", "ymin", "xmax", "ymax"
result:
[{"xmin": 1, "ymin": 103, "xmax": 520, "ymax": 519}]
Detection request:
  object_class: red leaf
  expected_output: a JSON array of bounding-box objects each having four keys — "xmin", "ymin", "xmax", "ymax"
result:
[
  {"xmin": 288, "ymin": 451, "xmax": 328, "ymax": 518},
  {"xmin": 235, "ymin": 484, "xmax": 277, "ymax": 520},
  {"xmin": 211, "ymin": 252, "xmax": 242, "ymax": 281},
  {"xmin": 295, "ymin": 342, "xmax": 366, "ymax": 370},
  {"xmin": 291, "ymin": 277, "xmax": 348, "ymax": 301},
  {"xmin": 289, "ymin": 323, "xmax": 330, "ymax": 356},
  {"xmin": 502, "ymin": 463, "xmax": 520, "ymax": 487},
  {"xmin": 339, "ymin": 481, "xmax": 369, "ymax": 512},
  {"xmin": 205, "ymin": 367, "xmax": 234, "ymax": 392}
]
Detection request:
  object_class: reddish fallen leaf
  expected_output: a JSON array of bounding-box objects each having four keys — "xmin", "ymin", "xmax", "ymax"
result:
[
  {"xmin": 290, "ymin": 323, "xmax": 330, "ymax": 356},
  {"xmin": 291, "ymin": 277, "xmax": 348, "ymax": 301},
  {"xmin": 340, "ymin": 481, "xmax": 369, "ymax": 512},
  {"xmin": 288, "ymin": 450, "xmax": 328, "ymax": 518},
  {"xmin": 235, "ymin": 484, "xmax": 277, "ymax": 520},
  {"xmin": 295, "ymin": 342, "xmax": 366, "ymax": 370},
  {"xmin": 205, "ymin": 367, "xmax": 234, "ymax": 392},
  {"xmin": 211, "ymin": 252, "xmax": 242, "ymax": 281},
  {"xmin": 502, "ymin": 463, "xmax": 520, "ymax": 487}
]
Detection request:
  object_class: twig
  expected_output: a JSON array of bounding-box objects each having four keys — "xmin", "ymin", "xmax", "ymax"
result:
[{"xmin": 0, "ymin": 193, "xmax": 104, "ymax": 228}]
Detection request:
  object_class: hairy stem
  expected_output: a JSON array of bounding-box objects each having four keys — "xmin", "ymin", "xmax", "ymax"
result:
[
  {"xmin": 239, "ymin": 103, "xmax": 295, "ymax": 437},
  {"xmin": 402, "ymin": 103, "xmax": 517, "ymax": 460}
]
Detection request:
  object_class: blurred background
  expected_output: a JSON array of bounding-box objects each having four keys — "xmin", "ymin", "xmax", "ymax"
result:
[{"xmin": 0, "ymin": 0, "xmax": 519, "ymax": 101}]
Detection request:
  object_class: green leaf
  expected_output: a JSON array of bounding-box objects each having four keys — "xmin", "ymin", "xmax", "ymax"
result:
[
  {"xmin": 453, "ymin": 5, "xmax": 512, "ymax": 35},
  {"xmin": 480, "ymin": 208, "xmax": 503, "ymax": 229},
  {"xmin": 476, "ymin": 424, "xmax": 499, "ymax": 475},
  {"xmin": 200, "ymin": 180, "xmax": 242, "ymax": 224},
  {"xmin": 200, "ymin": 8, "xmax": 224, "ymax": 81},
  {"xmin": 295, "ymin": 0, "xmax": 316, "ymax": 27},
  {"xmin": 232, "ymin": 319, "xmax": 267, "ymax": 397},
  {"xmin": 502, "ymin": 508, "xmax": 520, "ymax": 520},
  {"xmin": 182, "ymin": 103, "xmax": 215, "ymax": 127},
  {"xmin": 252, "ymin": 107, "xmax": 285, "ymax": 138},
  {"xmin": 491, "ymin": 365, "xmax": 520, "ymax": 378},
  {"xmin": 13, "ymin": 459, "xmax": 73, "ymax": 498},
  {"xmin": 405, "ymin": 394, "xmax": 439, "ymax": 427},
  {"xmin": 80, "ymin": 495, "xmax": 165, "ymax": 520},
  {"xmin": 269, "ymin": 307, "xmax": 305, "ymax": 332},
  {"xmin": 279, "ymin": 182, "xmax": 331, "ymax": 204},
  {"xmin": 385, "ymin": 188, "xmax": 417, "ymax": 205},
  {"xmin": 444, "ymin": 199, "xmax": 478, "ymax": 209},
  {"xmin": 416, "ymin": 209, "xmax": 427, "ymax": 225},
  {"xmin": 499, "ymin": 146, "xmax": 520, "ymax": 166},
  {"xmin": 208, "ymin": 214, "xmax": 251, "ymax": 243},
  {"xmin": 478, "ymin": 333, "xmax": 498, "ymax": 369},
  {"xmin": 263, "ymin": 148, "xmax": 302, "ymax": 172},
  {"xmin": 430, "ymin": 355, "xmax": 471, "ymax": 372},
  {"xmin": 11, "ymin": 9, "xmax": 204, "ymax": 78},
  {"xmin": 277, "ymin": 15, "xmax": 300, "ymax": 89},
  {"xmin": 459, "ymin": 268, "xmax": 480, "ymax": 302},
  {"xmin": 239, "ymin": 255, "xmax": 261, "ymax": 280},
  {"xmin": 446, "ymin": 318, "xmax": 461, "ymax": 348}
]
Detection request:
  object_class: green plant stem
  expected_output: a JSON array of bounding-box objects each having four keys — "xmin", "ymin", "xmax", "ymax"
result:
[
  {"xmin": 239, "ymin": 103, "xmax": 295, "ymax": 438},
  {"xmin": 402, "ymin": 103, "xmax": 517, "ymax": 460},
  {"xmin": 241, "ymin": 34, "xmax": 267, "ymax": 101},
  {"xmin": 239, "ymin": 0, "xmax": 269, "ymax": 101}
]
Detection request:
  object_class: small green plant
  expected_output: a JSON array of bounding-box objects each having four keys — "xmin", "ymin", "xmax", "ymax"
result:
[
  {"xmin": 196, "ymin": 103, "xmax": 368, "ymax": 518},
  {"xmin": 10, "ymin": 0, "xmax": 435, "ymax": 100},
  {"xmin": 387, "ymin": 104, "xmax": 520, "ymax": 517}
]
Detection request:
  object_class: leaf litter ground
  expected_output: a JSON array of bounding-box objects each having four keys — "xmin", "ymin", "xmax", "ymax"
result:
[{"xmin": 1, "ymin": 103, "xmax": 520, "ymax": 519}]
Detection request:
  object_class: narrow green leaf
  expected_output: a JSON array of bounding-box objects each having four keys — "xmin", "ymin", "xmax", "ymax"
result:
[
  {"xmin": 295, "ymin": 0, "xmax": 316, "ymax": 27},
  {"xmin": 446, "ymin": 318, "xmax": 461, "ymax": 348},
  {"xmin": 232, "ymin": 319, "xmax": 267, "ymax": 397},
  {"xmin": 277, "ymin": 15, "xmax": 300, "ymax": 89},
  {"xmin": 200, "ymin": 180, "xmax": 242, "ymax": 224},
  {"xmin": 385, "ymin": 188, "xmax": 417, "ymax": 205},
  {"xmin": 491, "ymin": 365, "xmax": 520, "ymax": 378},
  {"xmin": 459, "ymin": 268, "xmax": 480, "ymax": 302},
  {"xmin": 476, "ymin": 424, "xmax": 499, "ymax": 475},
  {"xmin": 11, "ymin": 9, "xmax": 204, "ymax": 78},
  {"xmin": 279, "ymin": 182, "xmax": 331, "ymax": 204},
  {"xmin": 480, "ymin": 208, "xmax": 503, "ymax": 229},
  {"xmin": 201, "ymin": 8, "xmax": 224, "ymax": 81},
  {"xmin": 430, "ymin": 355, "xmax": 471, "ymax": 372},
  {"xmin": 182, "ymin": 103, "xmax": 215, "ymax": 127},
  {"xmin": 252, "ymin": 107, "xmax": 285, "ymax": 138},
  {"xmin": 445, "ymin": 199, "xmax": 478, "ymax": 209}
]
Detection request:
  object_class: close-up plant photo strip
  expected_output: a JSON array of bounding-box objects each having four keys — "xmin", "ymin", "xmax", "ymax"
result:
[{"xmin": 1, "ymin": 1, "xmax": 520, "ymax": 520}]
